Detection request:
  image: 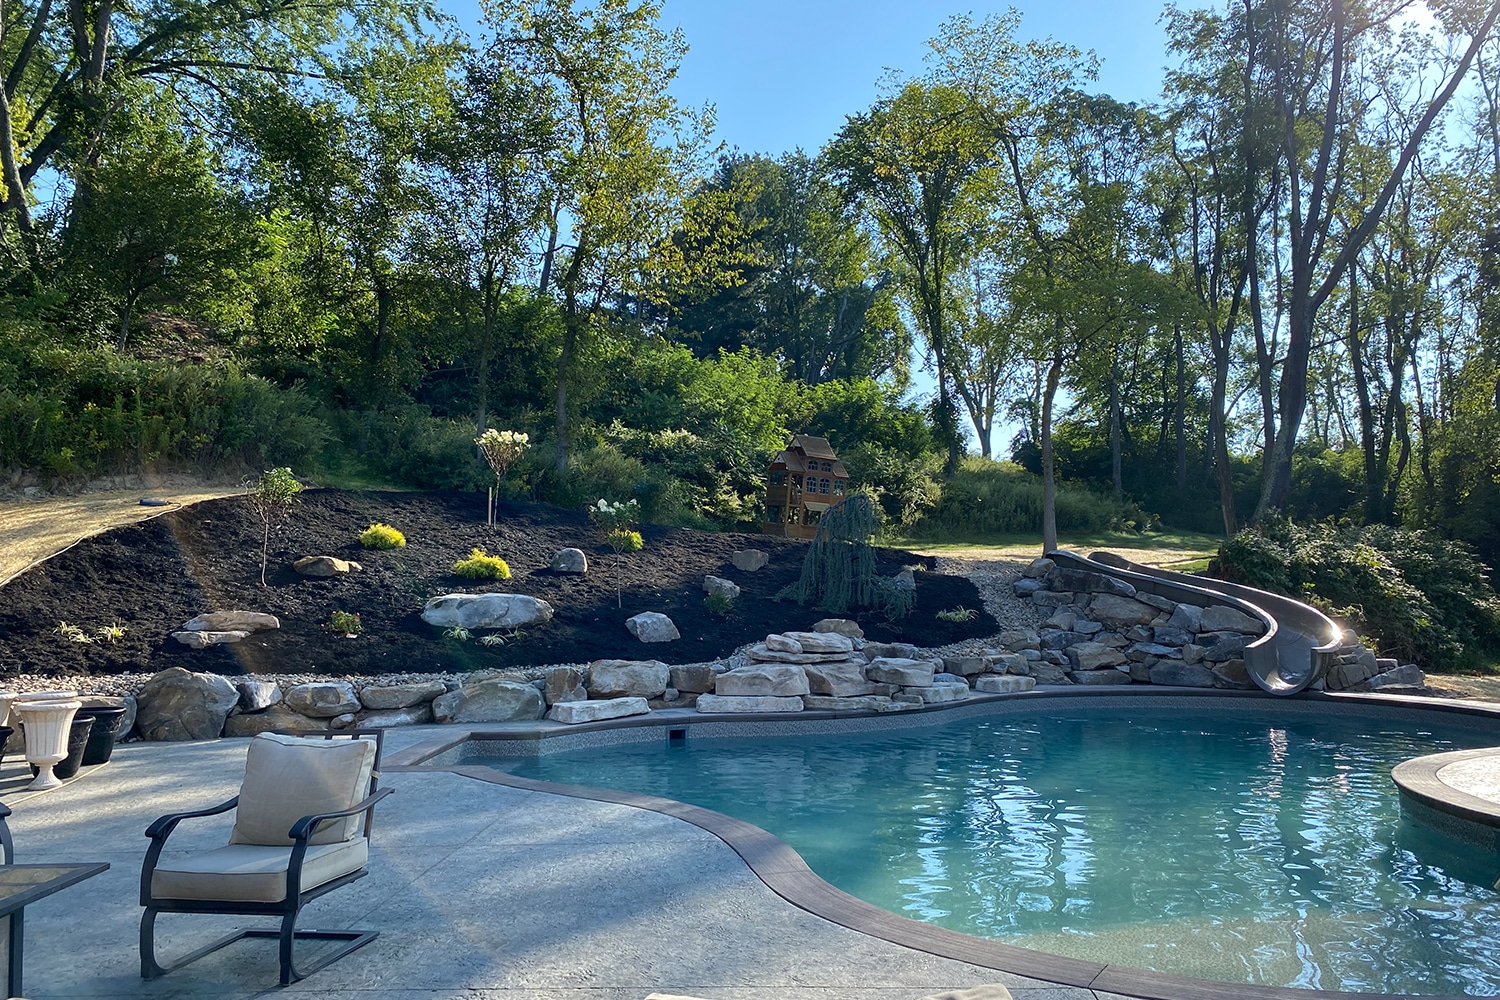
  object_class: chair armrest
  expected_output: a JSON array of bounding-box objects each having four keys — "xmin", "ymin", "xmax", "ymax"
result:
[
  {"xmin": 286, "ymin": 788, "xmax": 393, "ymax": 843},
  {"xmin": 144, "ymin": 796, "xmax": 240, "ymax": 841}
]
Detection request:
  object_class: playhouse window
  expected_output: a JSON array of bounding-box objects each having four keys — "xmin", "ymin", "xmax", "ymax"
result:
[
  {"xmin": 791, "ymin": 474, "xmax": 802, "ymax": 491},
  {"xmin": 833, "ymin": 479, "xmax": 845, "ymax": 496},
  {"xmin": 806, "ymin": 509, "xmax": 822, "ymax": 526},
  {"xmin": 766, "ymin": 505, "xmax": 781, "ymax": 523},
  {"xmin": 770, "ymin": 470, "xmax": 785, "ymax": 487},
  {"xmin": 787, "ymin": 507, "xmax": 802, "ymax": 525},
  {"xmin": 819, "ymin": 478, "xmax": 831, "ymax": 494}
]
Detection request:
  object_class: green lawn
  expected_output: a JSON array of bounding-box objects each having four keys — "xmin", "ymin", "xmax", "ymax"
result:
[{"xmin": 886, "ymin": 528, "xmax": 1223, "ymax": 570}]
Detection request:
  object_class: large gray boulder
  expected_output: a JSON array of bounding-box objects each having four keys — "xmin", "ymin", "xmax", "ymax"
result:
[
  {"xmin": 1066, "ymin": 643, "xmax": 1128, "ymax": 671},
  {"xmin": 1149, "ymin": 662, "xmax": 1217, "ymax": 688},
  {"xmin": 703, "ymin": 575, "xmax": 741, "ymax": 601},
  {"xmin": 223, "ymin": 705, "xmax": 330, "ymax": 737},
  {"xmin": 236, "ymin": 681, "xmax": 282, "ymax": 713},
  {"xmin": 998, "ymin": 629, "xmax": 1040, "ymax": 652},
  {"xmin": 1167, "ymin": 603, "xmax": 1205, "ymax": 632},
  {"xmin": 549, "ymin": 548, "xmax": 588, "ymax": 574},
  {"xmin": 803, "ymin": 661, "xmax": 876, "ymax": 697},
  {"xmin": 292, "ymin": 555, "xmax": 361, "ymax": 577},
  {"xmin": 695, "ymin": 694, "xmax": 803, "ymax": 714},
  {"xmin": 1068, "ymin": 669, "xmax": 1132, "ymax": 685},
  {"xmin": 1045, "ymin": 568, "xmax": 1136, "ymax": 596},
  {"xmin": 973, "ymin": 675, "xmax": 1036, "ymax": 694},
  {"xmin": 135, "ymin": 667, "xmax": 241, "ymax": 741},
  {"xmin": 1198, "ymin": 605, "xmax": 1268, "ymax": 635},
  {"xmin": 433, "ymin": 680, "xmax": 545, "ymax": 723},
  {"xmin": 865, "ymin": 657, "xmax": 937, "ymax": 687},
  {"xmin": 782, "ymin": 630, "xmax": 853, "ymax": 654},
  {"xmin": 284, "ymin": 682, "xmax": 361, "ymax": 718},
  {"xmin": 587, "ymin": 659, "xmax": 670, "ymax": 699},
  {"xmin": 730, "ymin": 549, "xmax": 769, "ymax": 572},
  {"xmin": 542, "ymin": 666, "xmax": 588, "ymax": 705},
  {"xmin": 181, "ymin": 611, "xmax": 280, "ymax": 633},
  {"xmin": 172, "ymin": 630, "xmax": 252, "ymax": 649},
  {"xmin": 548, "ymin": 697, "xmax": 650, "ymax": 725},
  {"xmin": 813, "ymin": 619, "xmax": 864, "ymax": 638},
  {"xmin": 1085, "ymin": 594, "xmax": 1160, "ymax": 627},
  {"xmin": 359, "ymin": 680, "xmax": 445, "ymax": 710},
  {"xmin": 715, "ymin": 665, "xmax": 810, "ymax": 697},
  {"xmin": 358, "ymin": 704, "xmax": 435, "ymax": 728},
  {"xmin": 421, "ymin": 593, "xmax": 554, "ymax": 630},
  {"xmin": 669, "ymin": 664, "xmax": 718, "ymax": 694},
  {"xmin": 625, "ymin": 612, "xmax": 680, "ymax": 643}
]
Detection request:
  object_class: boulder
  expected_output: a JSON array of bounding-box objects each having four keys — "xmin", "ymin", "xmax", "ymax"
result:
[
  {"xmin": 803, "ymin": 661, "xmax": 876, "ymax": 698},
  {"xmin": 550, "ymin": 548, "xmax": 588, "ymax": 574},
  {"xmin": 1361, "ymin": 664, "xmax": 1427, "ymax": 691},
  {"xmin": 669, "ymin": 664, "xmax": 718, "ymax": 694},
  {"xmin": 1198, "ymin": 605, "xmax": 1267, "ymax": 635},
  {"xmin": 862, "ymin": 642, "xmax": 921, "ymax": 660},
  {"xmin": 1201, "ymin": 633, "xmax": 1248, "ymax": 662},
  {"xmin": 421, "ymin": 593, "xmax": 553, "ymax": 630},
  {"xmin": 904, "ymin": 682, "xmax": 968, "ymax": 704},
  {"xmin": 973, "ymin": 675, "xmax": 1037, "ymax": 695},
  {"xmin": 1031, "ymin": 590, "xmax": 1075, "ymax": 607},
  {"xmin": 1181, "ymin": 643, "xmax": 1207, "ymax": 664},
  {"xmin": 865, "ymin": 657, "xmax": 937, "ymax": 687},
  {"xmin": 625, "ymin": 612, "xmax": 680, "ymax": 643},
  {"xmin": 715, "ymin": 665, "xmax": 810, "ymax": 697},
  {"xmin": 802, "ymin": 694, "xmax": 892, "ymax": 712},
  {"xmin": 181, "ymin": 611, "xmax": 280, "ymax": 633},
  {"xmin": 284, "ymin": 682, "xmax": 361, "ymax": 718},
  {"xmin": 542, "ymin": 666, "xmax": 588, "ymax": 706},
  {"xmin": 649, "ymin": 691, "xmax": 700, "ymax": 710},
  {"xmin": 1068, "ymin": 669, "xmax": 1132, "ymax": 685},
  {"xmin": 782, "ymin": 630, "xmax": 853, "ymax": 654},
  {"xmin": 695, "ymin": 694, "xmax": 803, "ymax": 714},
  {"xmin": 172, "ymin": 630, "xmax": 252, "ymax": 649},
  {"xmin": 892, "ymin": 569, "xmax": 916, "ymax": 591},
  {"xmin": 998, "ymin": 629, "xmax": 1040, "ymax": 652},
  {"xmin": 1012, "ymin": 578, "xmax": 1044, "ymax": 596},
  {"xmin": 703, "ymin": 575, "xmax": 741, "ymax": 601},
  {"xmin": 1043, "ymin": 610, "xmax": 1077, "ymax": 630},
  {"xmin": 1127, "ymin": 642, "xmax": 1180, "ymax": 660},
  {"xmin": 1211, "ymin": 659, "xmax": 1254, "ymax": 689},
  {"xmin": 1136, "ymin": 592, "xmax": 1177, "ymax": 613},
  {"xmin": 135, "ymin": 668, "xmax": 241, "ymax": 741},
  {"xmin": 1073, "ymin": 620, "xmax": 1104, "ymax": 635},
  {"xmin": 359, "ymin": 680, "xmax": 446, "ymax": 710},
  {"xmin": 1085, "ymin": 594, "xmax": 1160, "ymax": 627},
  {"xmin": 433, "ymin": 680, "xmax": 545, "ymax": 723},
  {"xmin": 292, "ymin": 555, "xmax": 358, "ymax": 577},
  {"xmin": 548, "ymin": 697, "xmax": 650, "ymax": 725},
  {"xmin": 1152, "ymin": 626, "xmax": 1195, "ymax": 647},
  {"xmin": 1066, "ymin": 643, "xmax": 1128, "ymax": 671},
  {"xmin": 1148, "ymin": 662, "xmax": 1217, "ymax": 688},
  {"xmin": 745, "ymin": 644, "xmax": 848, "ymax": 664},
  {"xmin": 588, "ymin": 659, "xmax": 670, "ymax": 699},
  {"xmin": 236, "ymin": 681, "xmax": 282, "ymax": 713},
  {"xmin": 1029, "ymin": 662, "xmax": 1073, "ymax": 684},
  {"xmin": 1023, "ymin": 557, "xmax": 1055, "ymax": 579},
  {"xmin": 1046, "ymin": 568, "xmax": 1136, "ymax": 596},
  {"xmin": 765, "ymin": 634, "xmax": 804, "ymax": 653},
  {"xmin": 1040, "ymin": 630, "xmax": 1090, "ymax": 650},
  {"xmin": 813, "ymin": 619, "xmax": 864, "ymax": 638},
  {"xmin": 993, "ymin": 652, "xmax": 1030, "ymax": 675},
  {"xmin": 1129, "ymin": 660, "xmax": 1153, "ymax": 683},
  {"xmin": 942, "ymin": 656, "xmax": 992, "ymax": 677},
  {"xmin": 329, "ymin": 713, "xmax": 359, "ymax": 729},
  {"xmin": 730, "ymin": 549, "xmax": 769, "ymax": 572},
  {"xmin": 1167, "ymin": 603, "xmax": 1205, "ymax": 632},
  {"xmin": 223, "ymin": 705, "xmax": 330, "ymax": 737},
  {"xmin": 358, "ymin": 704, "xmax": 434, "ymax": 728}
]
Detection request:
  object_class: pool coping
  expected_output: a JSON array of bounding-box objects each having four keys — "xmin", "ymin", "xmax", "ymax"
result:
[
  {"xmin": 384, "ymin": 686, "xmax": 1500, "ymax": 1000},
  {"xmin": 1392, "ymin": 747, "xmax": 1500, "ymax": 852}
]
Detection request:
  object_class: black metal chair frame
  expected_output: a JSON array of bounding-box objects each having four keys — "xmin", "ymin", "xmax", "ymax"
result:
[{"xmin": 139, "ymin": 729, "xmax": 392, "ymax": 986}]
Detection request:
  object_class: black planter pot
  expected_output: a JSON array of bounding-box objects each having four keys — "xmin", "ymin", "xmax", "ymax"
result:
[
  {"xmin": 30, "ymin": 715, "xmax": 95, "ymax": 781},
  {"xmin": 77, "ymin": 706, "xmax": 127, "ymax": 765},
  {"xmin": 0, "ymin": 725, "xmax": 11, "ymax": 760}
]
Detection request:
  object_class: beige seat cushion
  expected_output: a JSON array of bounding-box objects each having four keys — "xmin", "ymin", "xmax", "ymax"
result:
[
  {"xmin": 231, "ymin": 733, "xmax": 376, "ymax": 847},
  {"xmin": 152, "ymin": 838, "xmax": 369, "ymax": 903}
]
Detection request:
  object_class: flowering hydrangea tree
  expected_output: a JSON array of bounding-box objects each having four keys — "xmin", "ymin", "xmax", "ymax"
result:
[
  {"xmin": 476, "ymin": 429, "xmax": 529, "ymax": 524},
  {"xmin": 589, "ymin": 498, "xmax": 641, "ymax": 607}
]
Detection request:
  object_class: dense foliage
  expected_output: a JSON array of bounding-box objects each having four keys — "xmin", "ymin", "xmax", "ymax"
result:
[{"xmin": 1214, "ymin": 518, "xmax": 1500, "ymax": 669}]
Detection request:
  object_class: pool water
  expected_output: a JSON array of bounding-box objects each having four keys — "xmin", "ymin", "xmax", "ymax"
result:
[{"xmin": 486, "ymin": 707, "xmax": 1500, "ymax": 995}]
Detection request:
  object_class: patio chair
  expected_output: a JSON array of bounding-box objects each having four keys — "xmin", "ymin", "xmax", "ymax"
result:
[{"xmin": 139, "ymin": 730, "xmax": 392, "ymax": 986}]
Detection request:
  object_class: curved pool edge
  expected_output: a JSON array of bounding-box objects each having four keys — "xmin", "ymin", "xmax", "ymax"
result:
[
  {"xmin": 383, "ymin": 688, "xmax": 1500, "ymax": 1000},
  {"xmin": 1393, "ymin": 747, "xmax": 1500, "ymax": 852}
]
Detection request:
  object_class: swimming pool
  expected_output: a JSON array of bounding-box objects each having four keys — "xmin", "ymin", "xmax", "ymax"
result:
[{"xmin": 485, "ymin": 704, "xmax": 1500, "ymax": 995}]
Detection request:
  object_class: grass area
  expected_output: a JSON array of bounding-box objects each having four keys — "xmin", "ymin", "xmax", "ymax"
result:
[{"xmin": 888, "ymin": 528, "xmax": 1222, "ymax": 570}]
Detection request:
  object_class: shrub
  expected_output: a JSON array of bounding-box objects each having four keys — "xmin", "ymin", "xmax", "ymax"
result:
[
  {"xmin": 782, "ymin": 493, "xmax": 913, "ymax": 619},
  {"xmin": 704, "ymin": 591, "xmax": 734, "ymax": 615},
  {"xmin": 607, "ymin": 528, "xmax": 644, "ymax": 552},
  {"xmin": 452, "ymin": 548, "xmax": 511, "ymax": 580},
  {"xmin": 911, "ymin": 456, "xmax": 1150, "ymax": 539},
  {"xmin": 246, "ymin": 467, "xmax": 303, "ymax": 587},
  {"xmin": 1213, "ymin": 516, "xmax": 1500, "ymax": 669},
  {"xmin": 359, "ymin": 523, "xmax": 406, "ymax": 549},
  {"xmin": 325, "ymin": 610, "xmax": 363, "ymax": 635}
]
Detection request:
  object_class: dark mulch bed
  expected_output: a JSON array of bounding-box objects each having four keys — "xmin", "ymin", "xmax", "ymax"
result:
[{"xmin": 0, "ymin": 490, "xmax": 997, "ymax": 680}]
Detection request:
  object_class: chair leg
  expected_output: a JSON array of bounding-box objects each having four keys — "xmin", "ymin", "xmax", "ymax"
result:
[
  {"xmin": 140, "ymin": 905, "xmax": 377, "ymax": 985},
  {"xmin": 139, "ymin": 907, "xmax": 163, "ymax": 979},
  {"xmin": 277, "ymin": 909, "xmax": 298, "ymax": 986}
]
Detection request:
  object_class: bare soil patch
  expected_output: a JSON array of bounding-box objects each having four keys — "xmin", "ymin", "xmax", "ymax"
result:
[{"xmin": 0, "ymin": 489, "xmax": 996, "ymax": 680}]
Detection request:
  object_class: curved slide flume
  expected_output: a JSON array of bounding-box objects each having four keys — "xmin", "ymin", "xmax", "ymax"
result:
[{"xmin": 1045, "ymin": 549, "xmax": 1344, "ymax": 696}]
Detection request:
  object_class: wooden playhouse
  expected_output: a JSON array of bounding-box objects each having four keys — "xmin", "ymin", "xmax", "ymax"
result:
[{"xmin": 761, "ymin": 434, "xmax": 849, "ymax": 539}]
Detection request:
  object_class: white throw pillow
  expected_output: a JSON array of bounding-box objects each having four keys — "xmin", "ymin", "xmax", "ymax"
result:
[{"xmin": 230, "ymin": 733, "xmax": 376, "ymax": 846}]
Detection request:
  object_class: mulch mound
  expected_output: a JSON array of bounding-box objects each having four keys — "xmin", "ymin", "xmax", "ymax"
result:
[{"xmin": 0, "ymin": 490, "xmax": 997, "ymax": 680}]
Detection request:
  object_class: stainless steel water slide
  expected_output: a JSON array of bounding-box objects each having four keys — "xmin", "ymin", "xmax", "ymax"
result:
[{"xmin": 1046, "ymin": 550, "xmax": 1344, "ymax": 696}]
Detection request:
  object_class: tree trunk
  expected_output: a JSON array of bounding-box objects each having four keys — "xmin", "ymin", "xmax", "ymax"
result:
[
  {"xmin": 554, "ymin": 318, "xmax": 575, "ymax": 473},
  {"xmin": 1344, "ymin": 270, "xmax": 1379, "ymax": 520},
  {"xmin": 1174, "ymin": 324, "xmax": 1187, "ymax": 492},
  {"xmin": 1040, "ymin": 347, "xmax": 1063, "ymax": 554},
  {"xmin": 1109, "ymin": 345, "xmax": 1122, "ymax": 502}
]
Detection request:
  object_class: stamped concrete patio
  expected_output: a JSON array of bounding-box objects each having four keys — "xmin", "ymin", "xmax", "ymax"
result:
[{"xmin": 3, "ymin": 726, "xmax": 1116, "ymax": 1000}]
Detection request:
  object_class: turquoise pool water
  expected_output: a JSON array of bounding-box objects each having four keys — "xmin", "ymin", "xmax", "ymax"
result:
[{"xmin": 485, "ymin": 706, "xmax": 1500, "ymax": 995}]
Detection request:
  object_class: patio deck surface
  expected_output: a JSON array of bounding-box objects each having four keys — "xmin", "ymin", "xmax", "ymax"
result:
[{"xmin": 2, "ymin": 726, "xmax": 1111, "ymax": 1000}]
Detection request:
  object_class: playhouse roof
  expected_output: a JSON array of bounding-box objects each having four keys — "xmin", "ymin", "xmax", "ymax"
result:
[{"xmin": 770, "ymin": 435, "xmax": 848, "ymax": 477}]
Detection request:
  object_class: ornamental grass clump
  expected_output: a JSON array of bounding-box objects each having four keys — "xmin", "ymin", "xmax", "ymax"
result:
[
  {"xmin": 453, "ymin": 548, "xmax": 512, "ymax": 580},
  {"xmin": 359, "ymin": 523, "xmax": 406, "ymax": 549}
]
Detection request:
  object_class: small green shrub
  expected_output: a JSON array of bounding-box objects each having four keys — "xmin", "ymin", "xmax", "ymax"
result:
[
  {"xmin": 443, "ymin": 625, "xmax": 472, "ymax": 642},
  {"xmin": 704, "ymin": 591, "xmax": 734, "ymax": 615},
  {"xmin": 94, "ymin": 623, "xmax": 127, "ymax": 643},
  {"xmin": 607, "ymin": 528, "xmax": 644, "ymax": 552},
  {"xmin": 325, "ymin": 610, "xmax": 363, "ymax": 635},
  {"xmin": 53, "ymin": 621, "xmax": 91, "ymax": 643},
  {"xmin": 359, "ymin": 522, "xmax": 407, "ymax": 549},
  {"xmin": 453, "ymin": 548, "xmax": 512, "ymax": 580},
  {"xmin": 936, "ymin": 605, "xmax": 977, "ymax": 623}
]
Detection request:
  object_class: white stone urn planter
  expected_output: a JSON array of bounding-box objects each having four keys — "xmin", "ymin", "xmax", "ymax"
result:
[{"xmin": 17, "ymin": 699, "xmax": 82, "ymax": 791}]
